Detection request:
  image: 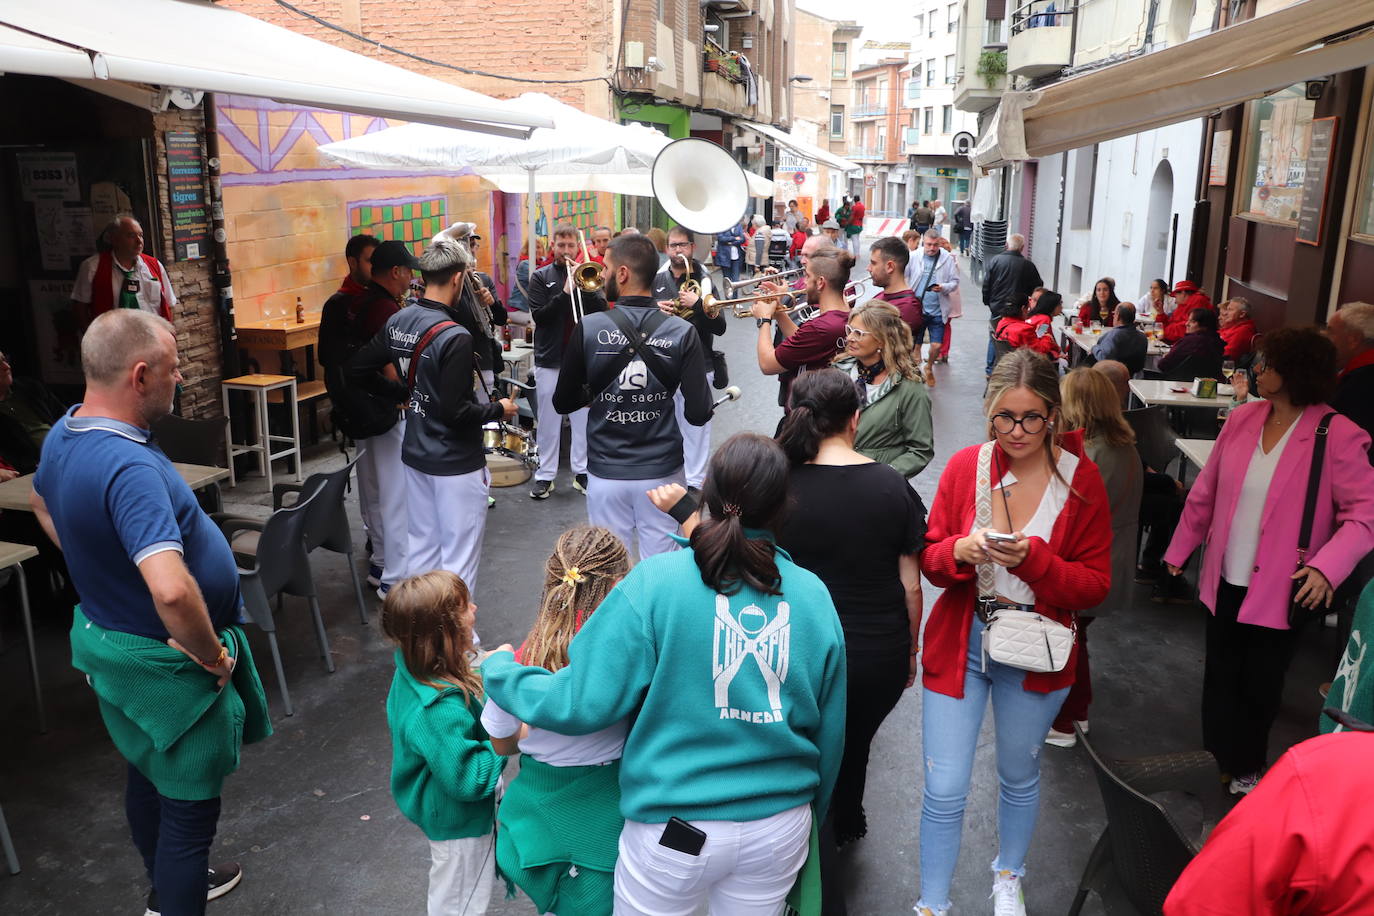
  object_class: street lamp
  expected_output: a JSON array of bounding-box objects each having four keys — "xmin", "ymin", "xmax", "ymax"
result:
[{"xmin": 789, "ymin": 74, "xmax": 814, "ymax": 83}]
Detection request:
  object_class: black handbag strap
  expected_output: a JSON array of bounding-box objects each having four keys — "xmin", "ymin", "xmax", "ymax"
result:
[
  {"xmin": 1297, "ymin": 411, "xmax": 1339, "ymax": 565},
  {"xmin": 587, "ymin": 308, "xmax": 673, "ymax": 395}
]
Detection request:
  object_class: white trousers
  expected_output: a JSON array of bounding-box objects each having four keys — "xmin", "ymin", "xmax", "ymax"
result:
[
  {"xmin": 428, "ymin": 834, "xmax": 495, "ymax": 916},
  {"xmin": 587, "ymin": 470, "xmax": 686, "ymax": 561},
  {"xmin": 673, "ymin": 369, "xmax": 714, "ymax": 489},
  {"xmin": 404, "ymin": 464, "xmax": 490, "ymax": 594},
  {"xmin": 613, "ymin": 803, "xmax": 811, "ymax": 916},
  {"xmin": 357, "ymin": 418, "xmax": 409, "ymax": 588},
  {"xmin": 534, "ymin": 365, "xmax": 588, "ymax": 482}
]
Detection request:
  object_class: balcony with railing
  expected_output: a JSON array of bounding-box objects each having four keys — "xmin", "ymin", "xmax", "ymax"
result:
[
  {"xmin": 1007, "ymin": 0, "xmax": 1076, "ymax": 79},
  {"xmin": 851, "ymin": 104, "xmax": 888, "ymax": 120},
  {"xmin": 848, "ymin": 145, "xmax": 886, "ymax": 161}
]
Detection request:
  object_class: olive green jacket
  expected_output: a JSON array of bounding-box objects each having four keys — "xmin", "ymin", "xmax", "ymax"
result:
[{"xmin": 842, "ymin": 360, "xmax": 934, "ymax": 479}]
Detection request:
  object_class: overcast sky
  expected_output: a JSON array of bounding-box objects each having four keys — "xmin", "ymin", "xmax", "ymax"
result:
[{"xmin": 796, "ymin": 0, "xmax": 901, "ymax": 41}]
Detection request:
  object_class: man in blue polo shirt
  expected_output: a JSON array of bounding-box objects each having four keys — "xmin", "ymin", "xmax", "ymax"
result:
[{"xmin": 32, "ymin": 310, "xmax": 264, "ymax": 916}]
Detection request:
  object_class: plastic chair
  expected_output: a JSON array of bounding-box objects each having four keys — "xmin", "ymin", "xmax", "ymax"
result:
[
  {"xmin": 215, "ymin": 487, "xmax": 333, "ymax": 717},
  {"xmin": 1068, "ymin": 726, "xmax": 1226, "ymax": 916},
  {"xmin": 271, "ymin": 456, "xmax": 369, "ymax": 625}
]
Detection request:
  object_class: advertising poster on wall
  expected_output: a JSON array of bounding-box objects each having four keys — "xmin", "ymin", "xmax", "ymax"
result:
[{"xmin": 30, "ymin": 278, "xmax": 85, "ymax": 385}]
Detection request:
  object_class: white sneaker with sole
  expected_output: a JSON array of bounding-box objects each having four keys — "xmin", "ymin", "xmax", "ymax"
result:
[
  {"xmin": 1044, "ymin": 728, "xmax": 1077, "ymax": 748},
  {"xmin": 1229, "ymin": 773, "xmax": 1261, "ymax": 795},
  {"xmin": 991, "ymin": 869, "xmax": 1026, "ymax": 916}
]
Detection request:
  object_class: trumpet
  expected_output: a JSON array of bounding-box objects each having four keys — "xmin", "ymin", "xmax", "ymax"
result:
[
  {"xmin": 699, "ymin": 289, "xmax": 803, "ymax": 319},
  {"xmin": 721, "ymin": 266, "xmax": 805, "ymax": 298}
]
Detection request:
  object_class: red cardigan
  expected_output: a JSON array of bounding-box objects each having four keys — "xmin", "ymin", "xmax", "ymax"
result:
[
  {"xmin": 920, "ymin": 430, "xmax": 1113, "ymax": 698},
  {"xmin": 1163, "ymin": 292, "xmax": 1213, "ymax": 343}
]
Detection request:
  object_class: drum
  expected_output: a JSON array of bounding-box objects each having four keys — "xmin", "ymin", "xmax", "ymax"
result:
[
  {"xmin": 487, "ymin": 451, "xmax": 531, "ymax": 487},
  {"xmin": 481, "ymin": 422, "xmax": 504, "ymax": 452},
  {"xmin": 483, "ymin": 422, "xmax": 535, "ymax": 487}
]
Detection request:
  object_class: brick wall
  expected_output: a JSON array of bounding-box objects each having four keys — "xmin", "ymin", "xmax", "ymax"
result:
[
  {"xmin": 151, "ymin": 107, "xmax": 223, "ymax": 420},
  {"xmin": 221, "ymin": 0, "xmax": 619, "ymax": 118}
]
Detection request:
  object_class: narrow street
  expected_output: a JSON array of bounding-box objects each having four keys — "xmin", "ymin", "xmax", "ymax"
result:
[{"xmin": 0, "ymin": 258, "xmax": 1336, "ymax": 915}]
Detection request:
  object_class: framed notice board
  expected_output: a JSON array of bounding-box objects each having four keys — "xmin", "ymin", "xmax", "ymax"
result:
[
  {"xmin": 165, "ymin": 131, "xmax": 210, "ymax": 260},
  {"xmin": 1296, "ymin": 116, "xmax": 1338, "ymax": 247}
]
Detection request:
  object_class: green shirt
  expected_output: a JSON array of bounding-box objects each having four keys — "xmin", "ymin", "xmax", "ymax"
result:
[
  {"xmin": 386, "ymin": 652, "xmax": 503, "ymax": 841},
  {"xmin": 483, "ymin": 540, "xmax": 847, "ymax": 824}
]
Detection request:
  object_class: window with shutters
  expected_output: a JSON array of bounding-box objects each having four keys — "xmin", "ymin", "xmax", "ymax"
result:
[
  {"xmin": 831, "ymin": 42, "xmax": 848, "ymax": 78},
  {"xmin": 830, "ymin": 105, "xmax": 845, "ymax": 138},
  {"xmin": 942, "ymin": 105, "xmax": 953, "ymax": 134},
  {"xmin": 925, "ymin": 59, "xmax": 937, "ymax": 86}
]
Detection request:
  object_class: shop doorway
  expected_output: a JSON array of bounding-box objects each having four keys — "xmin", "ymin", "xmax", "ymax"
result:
[{"xmin": 1143, "ymin": 160, "xmax": 1174, "ymax": 286}]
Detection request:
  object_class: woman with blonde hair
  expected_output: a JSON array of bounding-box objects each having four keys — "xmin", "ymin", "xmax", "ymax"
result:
[
  {"xmin": 835, "ymin": 301, "xmax": 934, "ymax": 478},
  {"xmin": 1045, "ymin": 369, "xmax": 1142, "ymax": 746},
  {"xmin": 644, "ymin": 226, "xmax": 668, "ymax": 267},
  {"xmin": 481, "ymin": 526, "xmax": 630, "ymax": 916},
  {"xmin": 917, "ymin": 349, "xmax": 1112, "ymax": 916}
]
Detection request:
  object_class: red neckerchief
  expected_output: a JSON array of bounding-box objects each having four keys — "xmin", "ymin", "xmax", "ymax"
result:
[{"xmin": 1340, "ymin": 347, "xmax": 1374, "ymax": 380}]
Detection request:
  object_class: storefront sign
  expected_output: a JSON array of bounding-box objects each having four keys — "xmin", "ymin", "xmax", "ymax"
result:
[
  {"xmin": 1208, "ymin": 130, "xmax": 1231, "ymax": 186},
  {"xmin": 777, "ymin": 149, "xmax": 813, "ymax": 173},
  {"xmin": 1296, "ymin": 117, "xmax": 1337, "ymax": 247},
  {"xmin": 34, "ymin": 201, "xmax": 93, "ymax": 272},
  {"xmin": 165, "ymin": 130, "xmax": 210, "ymax": 261},
  {"xmin": 16, "ymin": 152, "xmax": 79, "ymax": 202}
]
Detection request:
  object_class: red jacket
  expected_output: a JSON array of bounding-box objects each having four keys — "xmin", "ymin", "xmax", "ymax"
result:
[
  {"xmin": 1023, "ymin": 314, "xmax": 1062, "ymax": 359},
  {"xmin": 790, "ymin": 229, "xmax": 807, "ymax": 258},
  {"xmin": 920, "ymin": 430, "xmax": 1112, "ymax": 697},
  {"xmin": 1077, "ymin": 299, "xmax": 1118, "ymax": 327},
  {"xmin": 1165, "ymin": 732, "xmax": 1374, "ymax": 916},
  {"xmin": 1163, "ymin": 292, "xmax": 1213, "ymax": 343},
  {"xmin": 1219, "ymin": 317, "xmax": 1256, "ymax": 359},
  {"xmin": 850, "ymin": 201, "xmax": 865, "ymax": 226}
]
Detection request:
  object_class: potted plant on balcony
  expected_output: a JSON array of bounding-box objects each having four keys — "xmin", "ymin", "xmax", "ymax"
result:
[{"xmin": 976, "ymin": 50, "xmax": 1007, "ymax": 81}]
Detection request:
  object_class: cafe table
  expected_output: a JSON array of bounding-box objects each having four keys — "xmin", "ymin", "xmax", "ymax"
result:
[{"xmin": 0, "ymin": 463, "xmax": 231, "ymax": 513}]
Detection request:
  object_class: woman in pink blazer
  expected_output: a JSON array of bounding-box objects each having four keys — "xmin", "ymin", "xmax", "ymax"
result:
[{"xmin": 1164, "ymin": 328, "xmax": 1374, "ymax": 796}]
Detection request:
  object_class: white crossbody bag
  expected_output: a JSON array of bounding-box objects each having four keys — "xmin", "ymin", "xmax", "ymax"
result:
[{"xmin": 974, "ymin": 441, "xmax": 1076, "ymax": 674}]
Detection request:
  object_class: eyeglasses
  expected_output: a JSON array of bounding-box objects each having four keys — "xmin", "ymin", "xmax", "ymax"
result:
[
  {"xmin": 989, "ymin": 413, "xmax": 1048, "ymax": 435},
  {"xmin": 844, "ymin": 326, "xmax": 873, "ymax": 339},
  {"xmin": 668, "ymin": 241, "xmax": 693, "ymax": 249}
]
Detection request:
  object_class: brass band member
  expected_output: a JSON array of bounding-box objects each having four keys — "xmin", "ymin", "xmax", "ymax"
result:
[
  {"xmin": 752, "ymin": 247, "xmax": 855, "ymax": 411},
  {"xmin": 654, "ymin": 227, "xmax": 726, "ymax": 495}
]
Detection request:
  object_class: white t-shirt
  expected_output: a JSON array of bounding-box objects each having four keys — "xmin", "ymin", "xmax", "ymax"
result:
[
  {"xmin": 935, "ymin": 206, "xmax": 948, "ymax": 226},
  {"xmin": 1222, "ymin": 421, "xmax": 1297, "ymax": 588},
  {"xmin": 972, "ymin": 448, "xmax": 1080, "ymax": 605},
  {"xmin": 481, "ymin": 696, "xmax": 627, "ymax": 767},
  {"xmin": 71, "ymin": 253, "xmax": 178, "ymax": 315}
]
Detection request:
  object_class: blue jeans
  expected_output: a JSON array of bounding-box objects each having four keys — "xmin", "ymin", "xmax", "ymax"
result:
[
  {"xmin": 917, "ymin": 618, "xmax": 1070, "ymax": 912},
  {"xmin": 126, "ymin": 763, "xmax": 222, "ymax": 915}
]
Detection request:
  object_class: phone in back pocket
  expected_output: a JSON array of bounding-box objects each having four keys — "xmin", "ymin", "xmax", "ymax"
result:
[{"xmin": 658, "ymin": 817, "xmax": 706, "ymax": 856}]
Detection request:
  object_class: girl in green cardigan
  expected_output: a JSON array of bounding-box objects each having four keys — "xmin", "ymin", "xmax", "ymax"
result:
[
  {"xmin": 837, "ymin": 301, "xmax": 935, "ymax": 479},
  {"xmin": 482, "ymin": 525, "xmax": 631, "ymax": 916},
  {"xmin": 383, "ymin": 571, "xmax": 504, "ymax": 916}
]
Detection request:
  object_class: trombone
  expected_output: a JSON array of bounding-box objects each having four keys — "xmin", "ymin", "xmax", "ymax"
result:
[
  {"xmin": 703, "ymin": 277, "xmax": 870, "ymax": 318},
  {"xmin": 720, "ymin": 266, "xmax": 804, "ymax": 299},
  {"xmin": 564, "ymin": 229, "xmax": 605, "ymax": 324}
]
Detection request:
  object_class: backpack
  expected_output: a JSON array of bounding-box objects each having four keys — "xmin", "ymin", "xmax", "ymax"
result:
[{"xmin": 320, "ymin": 291, "xmax": 400, "ymax": 441}]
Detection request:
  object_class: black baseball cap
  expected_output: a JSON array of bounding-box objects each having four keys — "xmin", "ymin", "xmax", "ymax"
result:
[{"xmin": 371, "ymin": 240, "xmax": 421, "ymax": 272}]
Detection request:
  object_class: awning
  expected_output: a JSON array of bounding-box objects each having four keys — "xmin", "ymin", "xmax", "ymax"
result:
[
  {"xmin": 0, "ymin": 24, "xmax": 94, "ymax": 80},
  {"xmin": 0, "ymin": 0, "xmax": 552, "ymax": 138},
  {"xmin": 740, "ymin": 120, "xmax": 862, "ymax": 174},
  {"xmin": 973, "ymin": 0, "xmax": 1374, "ymax": 170}
]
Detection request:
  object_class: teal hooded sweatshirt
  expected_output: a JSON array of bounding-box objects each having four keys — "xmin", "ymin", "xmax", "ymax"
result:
[
  {"xmin": 386, "ymin": 652, "xmax": 503, "ymax": 841},
  {"xmin": 482, "ymin": 538, "xmax": 847, "ymax": 825}
]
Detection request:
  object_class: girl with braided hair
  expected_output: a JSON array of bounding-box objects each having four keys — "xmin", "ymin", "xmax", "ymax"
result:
[{"xmin": 481, "ymin": 525, "xmax": 630, "ymax": 916}]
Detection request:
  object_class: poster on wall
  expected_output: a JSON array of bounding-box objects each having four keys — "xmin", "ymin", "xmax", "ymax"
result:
[
  {"xmin": 1208, "ymin": 130, "xmax": 1231, "ymax": 186},
  {"xmin": 1296, "ymin": 117, "xmax": 1338, "ymax": 247},
  {"xmin": 16, "ymin": 152, "xmax": 79, "ymax": 202},
  {"xmin": 29, "ymin": 278, "xmax": 85, "ymax": 385},
  {"xmin": 34, "ymin": 202, "xmax": 94, "ymax": 271},
  {"xmin": 164, "ymin": 131, "xmax": 210, "ymax": 261}
]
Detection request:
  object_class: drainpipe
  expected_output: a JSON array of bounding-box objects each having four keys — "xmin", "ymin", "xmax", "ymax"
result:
[{"xmin": 203, "ymin": 94, "xmax": 240, "ymax": 380}]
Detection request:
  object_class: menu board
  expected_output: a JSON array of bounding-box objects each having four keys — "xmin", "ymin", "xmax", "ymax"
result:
[
  {"xmin": 1296, "ymin": 117, "xmax": 1337, "ymax": 247},
  {"xmin": 165, "ymin": 130, "xmax": 210, "ymax": 260}
]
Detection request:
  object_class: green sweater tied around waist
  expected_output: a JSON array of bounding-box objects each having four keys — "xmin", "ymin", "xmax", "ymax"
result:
[{"xmin": 70, "ymin": 606, "xmax": 273, "ymax": 801}]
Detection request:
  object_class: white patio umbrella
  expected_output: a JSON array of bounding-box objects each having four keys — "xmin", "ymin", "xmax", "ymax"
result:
[{"xmin": 317, "ymin": 93, "xmax": 775, "ymax": 267}]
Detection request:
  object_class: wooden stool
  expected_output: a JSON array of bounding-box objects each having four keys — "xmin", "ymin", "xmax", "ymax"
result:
[
  {"xmin": 222, "ymin": 374, "xmax": 302, "ymax": 491},
  {"xmin": 0, "ymin": 541, "xmax": 43, "ymax": 735}
]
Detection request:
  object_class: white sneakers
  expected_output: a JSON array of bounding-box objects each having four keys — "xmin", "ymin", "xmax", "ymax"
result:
[
  {"xmin": 990, "ymin": 870, "xmax": 1027, "ymax": 916},
  {"xmin": 1044, "ymin": 720, "xmax": 1088, "ymax": 748},
  {"xmin": 1229, "ymin": 772, "xmax": 1261, "ymax": 795}
]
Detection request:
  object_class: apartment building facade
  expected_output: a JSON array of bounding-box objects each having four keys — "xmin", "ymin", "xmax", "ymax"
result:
[
  {"xmin": 793, "ymin": 10, "xmax": 864, "ymax": 212},
  {"xmin": 902, "ymin": 2, "xmax": 980, "ymax": 215},
  {"xmin": 959, "ymin": 0, "xmax": 1374, "ymax": 330}
]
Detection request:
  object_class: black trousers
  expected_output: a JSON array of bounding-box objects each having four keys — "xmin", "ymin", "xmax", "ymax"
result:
[
  {"xmin": 1139, "ymin": 471, "xmax": 1183, "ymax": 568},
  {"xmin": 831, "ymin": 646, "xmax": 908, "ymax": 841},
  {"xmin": 1202, "ymin": 580, "xmax": 1299, "ymax": 777}
]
